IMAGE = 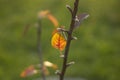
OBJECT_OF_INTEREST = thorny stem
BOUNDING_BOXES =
[59,0,79,80]
[37,20,46,80]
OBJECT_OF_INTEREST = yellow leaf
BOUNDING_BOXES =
[51,30,66,51]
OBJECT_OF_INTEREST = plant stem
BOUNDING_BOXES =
[59,0,79,80]
[37,20,46,80]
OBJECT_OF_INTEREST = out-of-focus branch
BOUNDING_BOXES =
[37,19,46,80]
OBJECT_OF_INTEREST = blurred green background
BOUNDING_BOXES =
[0,0,120,80]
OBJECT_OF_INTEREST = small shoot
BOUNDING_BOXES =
[66,5,73,16]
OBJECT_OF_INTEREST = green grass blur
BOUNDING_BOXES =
[0,0,120,80]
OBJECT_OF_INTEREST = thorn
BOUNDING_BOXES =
[67,61,75,67]
[75,16,80,22]
[71,36,78,40]
[55,70,61,75]
[60,54,65,58]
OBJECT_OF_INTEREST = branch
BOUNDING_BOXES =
[59,0,79,80]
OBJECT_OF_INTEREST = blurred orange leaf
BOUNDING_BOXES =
[20,65,37,78]
[47,14,59,27]
[38,10,59,27]
[42,65,49,75]
[38,10,50,18]
[51,30,66,51]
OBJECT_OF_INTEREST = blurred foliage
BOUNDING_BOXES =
[0,0,120,80]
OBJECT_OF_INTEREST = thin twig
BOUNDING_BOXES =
[59,0,79,80]
[66,5,73,17]
[37,19,46,80]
